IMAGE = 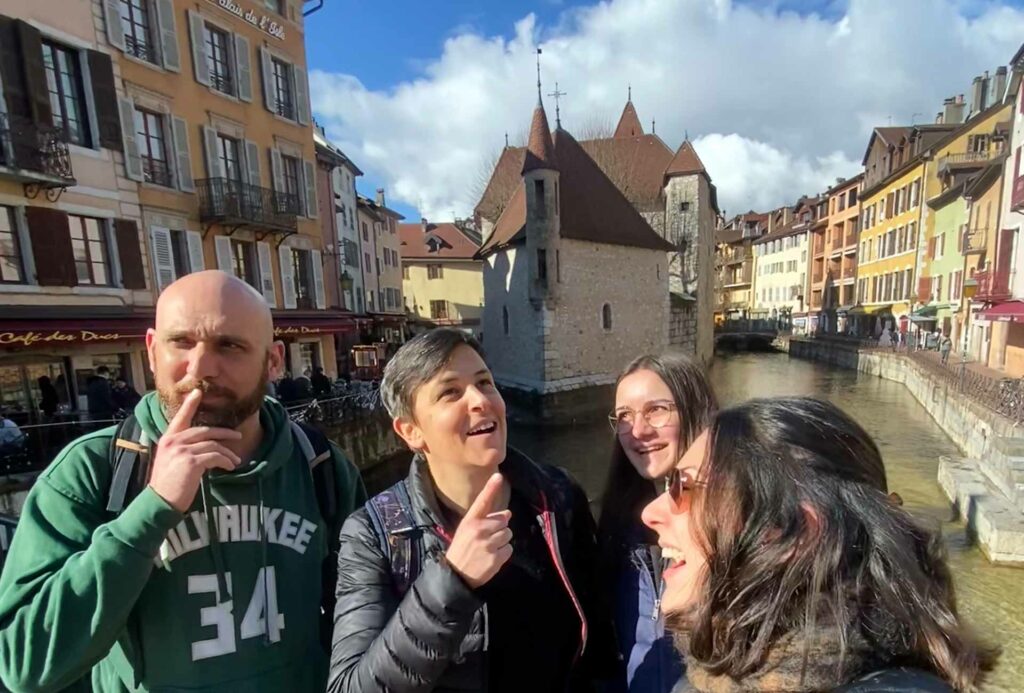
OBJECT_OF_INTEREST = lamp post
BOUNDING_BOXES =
[960,276,979,391]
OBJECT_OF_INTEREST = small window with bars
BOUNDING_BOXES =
[134,107,171,187]
[204,24,234,95]
[120,0,157,63]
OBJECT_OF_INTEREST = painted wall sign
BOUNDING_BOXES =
[0,330,142,347]
[274,326,323,336]
[209,0,287,40]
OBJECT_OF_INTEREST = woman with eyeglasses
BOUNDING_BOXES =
[596,353,717,693]
[643,397,997,693]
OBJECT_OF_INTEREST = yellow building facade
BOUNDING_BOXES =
[399,221,483,336]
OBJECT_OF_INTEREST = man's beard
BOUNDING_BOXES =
[157,362,269,429]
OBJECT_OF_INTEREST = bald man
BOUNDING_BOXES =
[0,271,366,692]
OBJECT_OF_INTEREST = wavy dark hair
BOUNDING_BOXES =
[597,352,717,565]
[671,397,997,691]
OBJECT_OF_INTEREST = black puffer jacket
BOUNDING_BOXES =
[328,449,622,692]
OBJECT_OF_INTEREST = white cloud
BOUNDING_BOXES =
[310,0,1024,220]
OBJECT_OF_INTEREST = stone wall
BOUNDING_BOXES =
[481,246,544,385]
[670,300,698,353]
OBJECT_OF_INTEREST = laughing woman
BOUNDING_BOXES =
[597,353,717,693]
[328,329,619,693]
[643,397,997,693]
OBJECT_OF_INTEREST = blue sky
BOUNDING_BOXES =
[306,0,1024,222]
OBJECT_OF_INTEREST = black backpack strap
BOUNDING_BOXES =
[289,420,337,527]
[106,415,151,513]
[364,480,421,595]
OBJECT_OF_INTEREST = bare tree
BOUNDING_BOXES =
[575,115,614,141]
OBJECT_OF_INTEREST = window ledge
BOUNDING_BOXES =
[121,51,166,73]
[0,283,134,297]
[209,86,242,104]
[141,180,190,195]
[69,144,108,161]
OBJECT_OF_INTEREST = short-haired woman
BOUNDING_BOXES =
[328,328,620,692]
[597,353,717,692]
[643,397,997,693]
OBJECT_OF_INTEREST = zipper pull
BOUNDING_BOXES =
[651,598,661,621]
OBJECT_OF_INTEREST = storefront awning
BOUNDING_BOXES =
[0,316,152,348]
[979,301,1024,322]
[272,312,358,338]
[836,304,855,313]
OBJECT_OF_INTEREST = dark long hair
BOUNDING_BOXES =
[597,352,717,566]
[674,397,997,691]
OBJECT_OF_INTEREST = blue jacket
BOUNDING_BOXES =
[610,533,684,693]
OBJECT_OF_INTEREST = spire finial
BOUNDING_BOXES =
[536,47,543,104]
[684,129,689,141]
[505,132,509,148]
[628,84,632,102]
[652,118,656,134]
[548,82,566,129]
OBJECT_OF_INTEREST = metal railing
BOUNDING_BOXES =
[962,226,987,254]
[0,113,74,182]
[142,156,173,187]
[197,177,299,231]
[972,268,1012,302]
[210,71,234,95]
[125,35,158,64]
[275,98,295,121]
[937,150,997,169]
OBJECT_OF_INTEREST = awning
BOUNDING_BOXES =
[273,311,358,338]
[836,304,855,313]
[0,316,152,348]
[979,301,1024,322]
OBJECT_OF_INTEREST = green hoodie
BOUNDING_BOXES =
[0,393,366,692]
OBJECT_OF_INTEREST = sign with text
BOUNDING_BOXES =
[208,0,287,40]
[0,330,144,347]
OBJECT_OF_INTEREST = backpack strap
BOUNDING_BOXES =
[289,420,337,527]
[106,415,151,513]
[364,480,422,595]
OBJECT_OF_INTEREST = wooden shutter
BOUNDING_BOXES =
[927,237,936,260]
[114,219,146,289]
[149,226,175,292]
[16,21,51,125]
[103,0,125,50]
[244,140,260,186]
[302,158,318,219]
[278,245,296,308]
[259,47,274,113]
[997,228,1015,278]
[202,125,224,178]
[170,116,194,192]
[0,18,30,123]
[311,249,325,309]
[154,0,180,72]
[87,50,122,151]
[118,97,143,181]
[25,206,75,286]
[214,235,233,272]
[256,241,277,307]
[234,34,252,102]
[187,11,209,86]
[270,148,284,192]
[293,65,310,125]
[185,230,204,272]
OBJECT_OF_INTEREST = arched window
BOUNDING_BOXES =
[602,303,613,331]
[502,306,510,335]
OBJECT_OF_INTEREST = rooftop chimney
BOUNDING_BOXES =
[935,111,944,124]
[993,66,1008,104]
[375,188,385,207]
[943,95,965,125]
[421,217,428,233]
[970,76,986,116]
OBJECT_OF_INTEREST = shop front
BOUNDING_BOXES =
[272,311,358,380]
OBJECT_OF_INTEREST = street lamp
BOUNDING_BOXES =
[959,276,979,391]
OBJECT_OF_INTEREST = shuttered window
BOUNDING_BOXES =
[230,239,257,289]
[272,58,293,119]
[291,248,313,310]
[218,134,242,185]
[68,215,111,286]
[134,108,171,187]
[120,0,156,63]
[0,206,24,284]
[42,40,90,147]
[204,24,233,95]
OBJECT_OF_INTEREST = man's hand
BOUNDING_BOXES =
[148,389,242,512]
[444,473,512,589]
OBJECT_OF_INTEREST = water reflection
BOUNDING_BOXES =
[510,352,1021,690]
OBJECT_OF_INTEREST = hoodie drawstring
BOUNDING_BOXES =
[258,476,271,645]
[201,475,230,604]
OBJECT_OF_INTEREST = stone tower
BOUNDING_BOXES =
[522,102,561,307]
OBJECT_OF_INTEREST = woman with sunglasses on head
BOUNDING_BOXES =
[597,353,717,693]
[644,397,997,693]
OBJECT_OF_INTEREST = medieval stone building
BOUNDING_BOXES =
[474,99,674,423]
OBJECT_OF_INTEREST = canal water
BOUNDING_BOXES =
[368,351,1022,689]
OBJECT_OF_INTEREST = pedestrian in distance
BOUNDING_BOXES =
[597,353,717,693]
[328,328,621,692]
[644,397,997,693]
[940,334,953,365]
[86,365,118,421]
[0,270,367,692]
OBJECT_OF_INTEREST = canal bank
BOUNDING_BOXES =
[788,338,1024,566]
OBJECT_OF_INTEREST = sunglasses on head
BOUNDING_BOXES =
[666,467,705,512]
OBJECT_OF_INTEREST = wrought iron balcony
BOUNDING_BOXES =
[197,177,298,233]
[142,156,173,188]
[210,71,234,96]
[125,35,158,64]
[0,113,75,194]
[937,150,998,174]
[275,98,295,121]
[961,225,987,255]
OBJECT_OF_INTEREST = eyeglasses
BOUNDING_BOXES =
[667,467,705,513]
[608,402,677,434]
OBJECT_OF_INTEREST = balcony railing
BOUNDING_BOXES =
[1012,175,1024,213]
[197,177,299,232]
[961,225,986,255]
[972,269,1012,302]
[937,150,997,171]
[124,35,158,64]
[211,71,235,96]
[0,113,75,186]
[275,98,295,121]
[720,248,752,265]
[142,156,173,188]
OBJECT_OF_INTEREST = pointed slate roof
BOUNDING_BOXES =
[479,125,675,257]
[614,100,645,138]
[522,104,556,173]
[398,222,481,260]
[665,140,707,178]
